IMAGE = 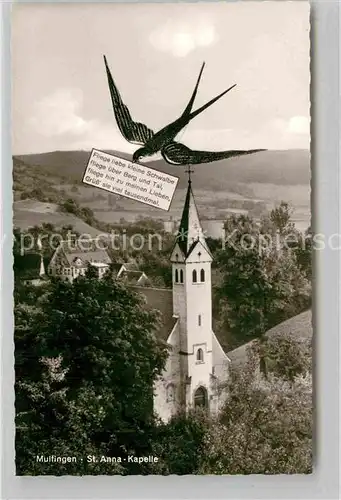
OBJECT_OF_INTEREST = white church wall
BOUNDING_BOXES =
[184,261,213,353]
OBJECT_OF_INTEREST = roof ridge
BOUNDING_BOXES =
[132,285,172,292]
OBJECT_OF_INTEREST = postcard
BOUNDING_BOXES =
[12,1,311,475]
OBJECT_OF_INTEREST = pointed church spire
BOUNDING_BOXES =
[37,234,45,276]
[39,254,45,276]
[176,175,211,257]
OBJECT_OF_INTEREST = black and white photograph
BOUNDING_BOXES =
[12,1,312,475]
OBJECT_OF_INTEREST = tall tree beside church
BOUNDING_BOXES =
[15,268,169,475]
[149,338,312,475]
[199,344,312,474]
[216,209,311,346]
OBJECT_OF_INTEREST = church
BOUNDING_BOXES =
[37,176,312,423]
[135,178,231,421]
[46,177,231,421]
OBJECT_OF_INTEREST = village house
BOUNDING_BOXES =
[47,241,150,286]
[47,241,112,282]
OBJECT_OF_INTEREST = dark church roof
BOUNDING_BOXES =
[227,309,312,366]
[174,180,211,258]
[176,181,193,255]
[133,286,177,342]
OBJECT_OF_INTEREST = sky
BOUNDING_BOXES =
[12,2,310,155]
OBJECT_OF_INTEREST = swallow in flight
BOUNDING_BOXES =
[103,55,265,165]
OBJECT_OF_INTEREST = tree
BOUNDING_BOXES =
[149,336,312,475]
[42,222,55,232]
[150,409,210,475]
[294,226,313,280]
[199,345,312,474]
[60,198,80,215]
[135,215,164,232]
[15,269,169,475]
[258,335,312,381]
[20,191,30,200]
[206,236,222,257]
[215,212,311,347]
[269,201,295,235]
[139,252,172,288]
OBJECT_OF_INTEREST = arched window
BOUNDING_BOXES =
[175,269,179,283]
[196,348,204,362]
[194,386,207,407]
[180,269,184,283]
[166,383,175,402]
[200,269,205,282]
[192,269,197,283]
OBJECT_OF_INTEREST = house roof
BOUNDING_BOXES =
[132,286,177,341]
[227,309,312,367]
[264,309,312,341]
[90,262,110,268]
[65,251,111,267]
[111,263,123,273]
[175,180,211,258]
[56,240,111,267]
[110,262,140,277]
[122,262,139,271]
[121,270,149,286]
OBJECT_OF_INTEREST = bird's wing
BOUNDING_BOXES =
[104,55,154,146]
[161,141,266,165]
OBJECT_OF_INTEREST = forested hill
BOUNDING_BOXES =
[15,149,310,190]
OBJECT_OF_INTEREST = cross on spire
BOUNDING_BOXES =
[185,165,194,184]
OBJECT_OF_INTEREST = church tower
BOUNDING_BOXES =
[170,177,214,410]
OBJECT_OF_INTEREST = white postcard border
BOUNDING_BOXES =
[1,1,339,499]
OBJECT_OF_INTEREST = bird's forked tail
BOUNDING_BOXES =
[188,83,237,121]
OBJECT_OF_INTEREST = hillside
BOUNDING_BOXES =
[13,156,64,202]
[13,149,311,232]
[13,200,106,236]
[16,149,310,190]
